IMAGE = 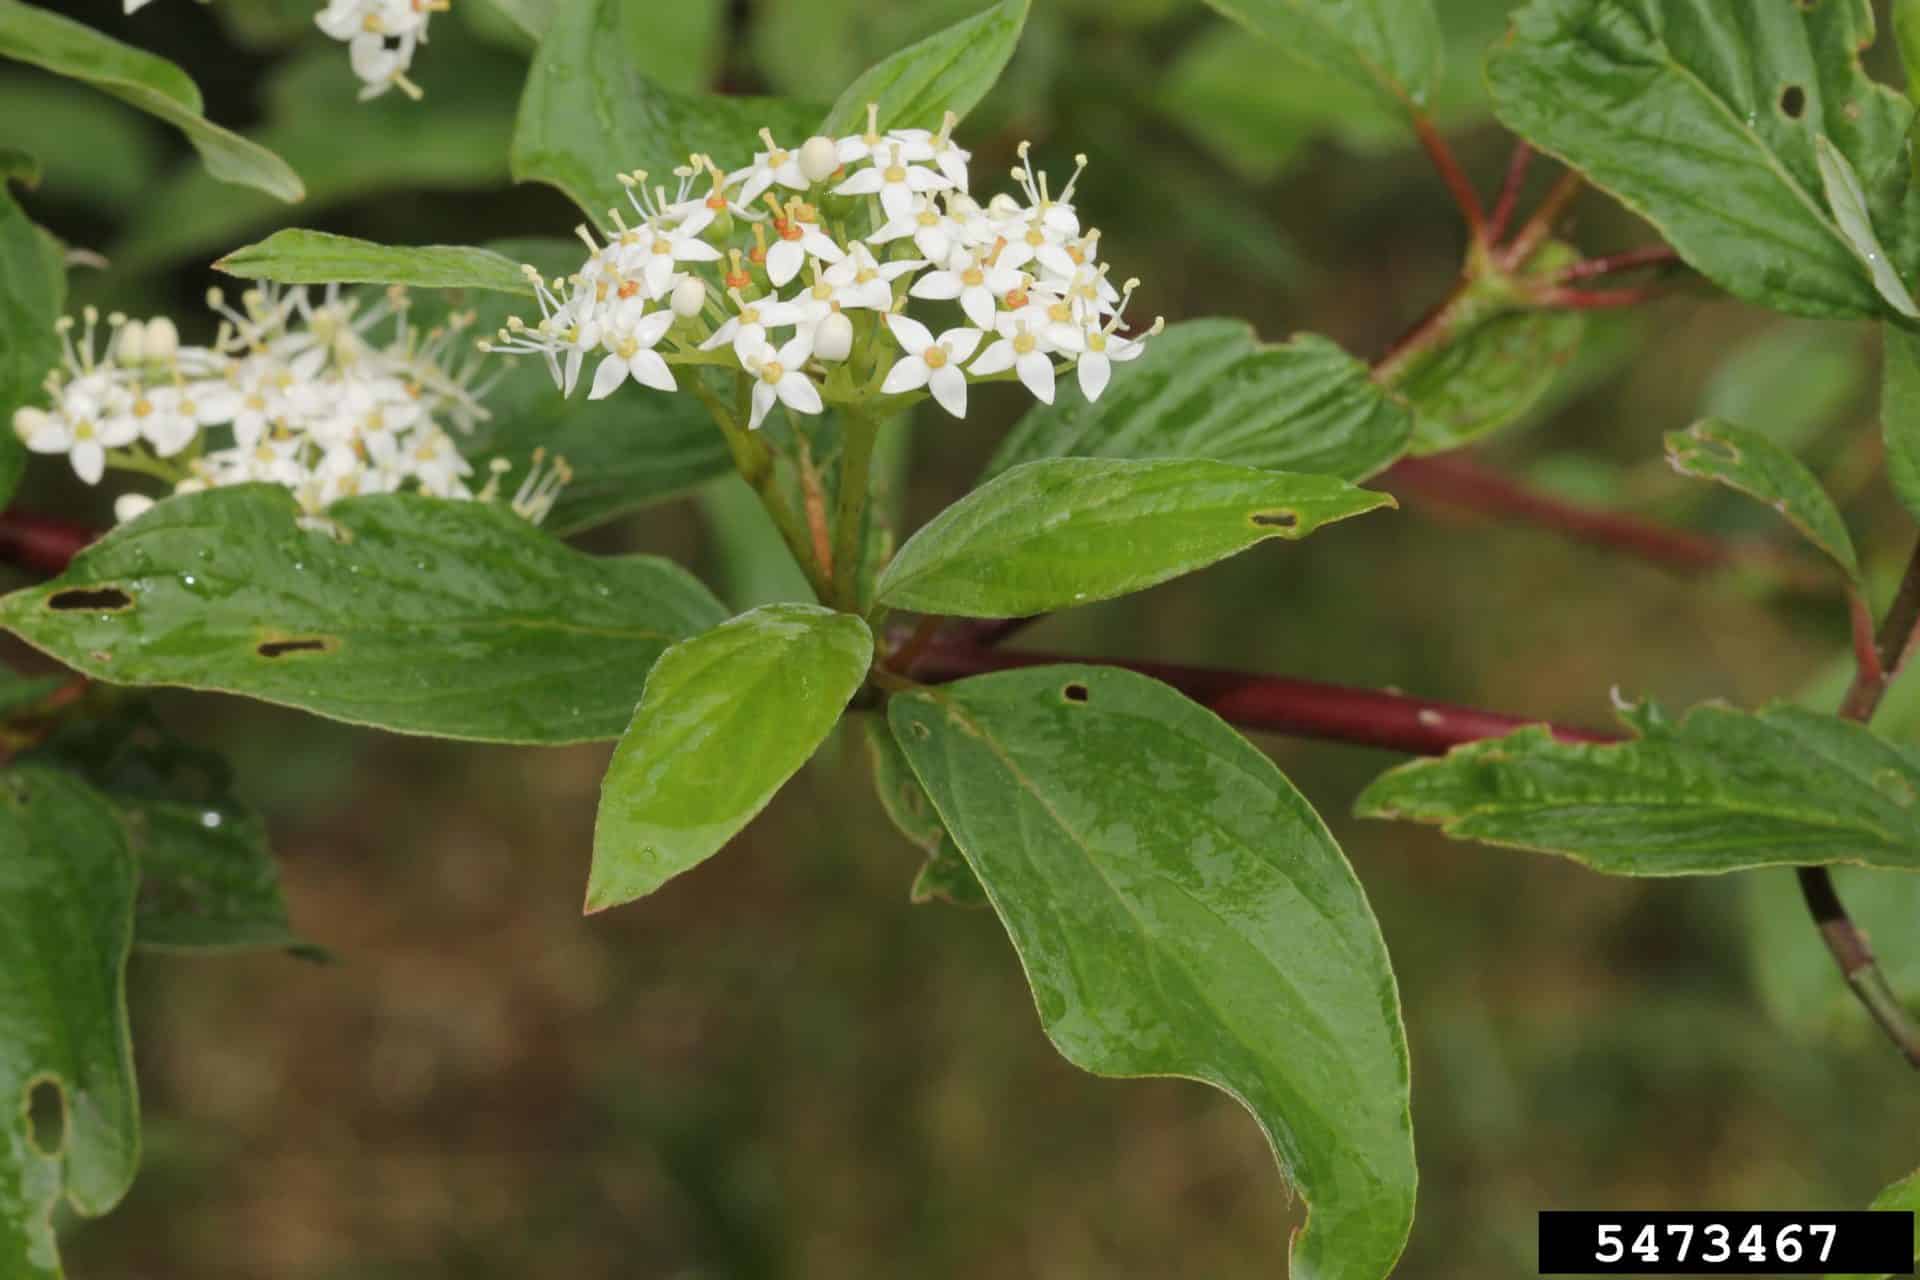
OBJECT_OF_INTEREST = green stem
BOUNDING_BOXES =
[830,405,882,612]
[690,376,835,603]
[104,448,187,484]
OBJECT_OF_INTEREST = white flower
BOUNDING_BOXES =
[1076,327,1147,402]
[868,193,963,264]
[114,493,155,523]
[741,333,822,429]
[814,312,854,363]
[833,141,952,220]
[909,245,1021,330]
[798,136,842,185]
[588,305,678,400]
[970,307,1059,404]
[881,316,981,419]
[404,426,474,497]
[18,404,138,486]
[821,244,922,311]
[730,129,810,206]
[887,113,969,189]
[700,290,802,362]
[764,207,846,288]
[622,209,722,297]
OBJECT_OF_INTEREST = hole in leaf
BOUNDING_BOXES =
[1692,434,1740,463]
[908,721,931,740]
[256,637,334,658]
[1250,510,1298,529]
[25,1080,64,1156]
[47,587,132,611]
[1063,682,1091,703]
[1780,84,1806,118]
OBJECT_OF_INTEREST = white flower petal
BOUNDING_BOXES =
[767,240,804,287]
[884,314,935,354]
[777,372,822,417]
[587,353,630,401]
[1016,349,1055,404]
[910,272,962,302]
[928,366,968,419]
[833,169,887,198]
[1078,352,1111,402]
[882,356,931,396]
[959,288,996,331]
[627,350,678,393]
[942,328,984,363]
[749,380,778,429]
[71,440,105,485]
[969,340,1015,378]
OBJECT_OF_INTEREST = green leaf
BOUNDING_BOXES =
[0,175,61,511]
[877,457,1394,618]
[0,0,300,201]
[909,832,987,907]
[819,0,1030,136]
[986,320,1413,483]
[112,40,518,272]
[24,701,298,953]
[1816,1164,1920,1279]
[1743,866,1920,1046]
[1900,0,1920,98]
[1663,419,1859,582]
[0,486,728,744]
[215,231,535,296]
[1883,324,1920,528]
[1704,321,1866,452]
[1486,0,1920,319]
[1814,134,1920,319]
[0,77,162,210]
[416,237,735,535]
[890,665,1414,1280]
[588,604,872,910]
[1199,0,1442,113]
[1397,246,1589,455]
[512,0,820,226]
[862,712,945,853]
[1357,700,1920,875]
[0,767,139,1280]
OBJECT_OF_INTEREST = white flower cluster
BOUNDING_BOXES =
[314,0,446,101]
[11,290,560,525]
[489,106,1159,429]
[123,0,443,101]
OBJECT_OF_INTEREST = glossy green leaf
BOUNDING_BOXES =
[1663,419,1859,583]
[1199,0,1442,113]
[216,231,534,296]
[0,0,300,201]
[890,665,1414,1280]
[878,457,1393,618]
[0,767,139,1280]
[1397,246,1588,455]
[819,0,1030,136]
[0,174,60,511]
[1814,134,1920,319]
[986,320,1413,483]
[512,0,819,226]
[25,701,297,953]
[589,604,873,910]
[113,41,517,272]
[0,486,728,744]
[1488,0,1920,319]
[1883,324,1920,528]
[1358,700,1920,875]
[414,238,735,535]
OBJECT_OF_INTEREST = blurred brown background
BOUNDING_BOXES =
[8,0,1920,1275]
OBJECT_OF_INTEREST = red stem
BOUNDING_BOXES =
[910,642,1615,756]
[1484,142,1533,246]
[1413,112,1486,240]
[1552,246,1681,285]
[0,510,95,577]
[1530,284,1667,310]
[1383,455,1831,593]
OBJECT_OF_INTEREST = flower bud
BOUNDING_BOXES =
[814,311,854,363]
[114,493,156,525]
[671,275,707,318]
[13,406,47,444]
[145,316,179,362]
[798,135,840,185]
[116,319,147,363]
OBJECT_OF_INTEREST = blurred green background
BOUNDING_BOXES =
[8,0,1920,1275]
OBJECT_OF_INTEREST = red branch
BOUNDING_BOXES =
[1413,112,1486,240]
[1552,246,1681,285]
[910,642,1615,756]
[1383,455,1831,593]
[1484,142,1533,246]
[0,510,95,577]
